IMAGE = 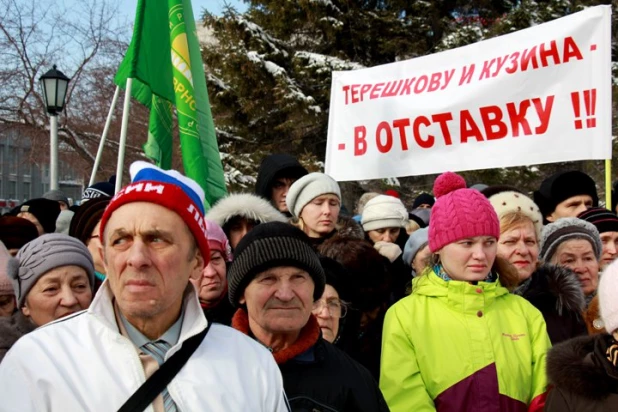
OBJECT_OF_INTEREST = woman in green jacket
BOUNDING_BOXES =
[379,172,551,412]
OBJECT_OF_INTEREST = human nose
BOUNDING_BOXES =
[321,203,332,215]
[203,262,217,278]
[273,281,295,301]
[471,244,486,260]
[514,240,528,255]
[574,204,588,216]
[607,242,617,255]
[127,239,151,268]
[58,285,79,307]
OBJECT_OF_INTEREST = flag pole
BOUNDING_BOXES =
[606,159,612,209]
[90,86,120,186]
[115,79,133,194]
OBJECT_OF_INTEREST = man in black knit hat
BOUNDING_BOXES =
[228,221,388,412]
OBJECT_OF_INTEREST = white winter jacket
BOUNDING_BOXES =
[0,282,289,412]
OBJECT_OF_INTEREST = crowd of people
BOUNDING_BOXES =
[0,154,617,411]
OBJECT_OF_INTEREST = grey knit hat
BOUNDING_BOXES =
[539,217,602,262]
[286,172,341,218]
[43,189,70,207]
[6,233,95,307]
[403,228,429,270]
[227,221,325,307]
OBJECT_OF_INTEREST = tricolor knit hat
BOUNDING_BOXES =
[577,207,618,235]
[361,195,408,231]
[227,221,325,307]
[533,170,598,222]
[485,188,543,241]
[286,172,341,218]
[599,258,618,333]
[428,172,500,252]
[100,161,210,262]
[205,219,232,262]
[539,217,602,262]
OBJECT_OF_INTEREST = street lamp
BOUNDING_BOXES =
[39,65,70,190]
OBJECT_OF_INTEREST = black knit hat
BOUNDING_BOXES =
[69,197,111,245]
[0,216,39,250]
[578,207,618,234]
[14,198,61,233]
[412,193,435,209]
[533,170,598,221]
[227,221,325,307]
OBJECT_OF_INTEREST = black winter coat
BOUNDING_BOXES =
[546,334,618,412]
[280,338,389,412]
[515,264,587,344]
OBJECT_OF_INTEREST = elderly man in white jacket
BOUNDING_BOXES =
[0,162,289,412]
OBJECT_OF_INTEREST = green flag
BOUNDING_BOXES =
[114,0,227,208]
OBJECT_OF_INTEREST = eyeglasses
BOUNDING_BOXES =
[312,298,348,318]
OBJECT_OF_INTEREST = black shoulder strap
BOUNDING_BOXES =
[117,322,212,412]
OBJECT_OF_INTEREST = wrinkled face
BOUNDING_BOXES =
[312,284,342,343]
[17,212,44,235]
[411,244,431,276]
[86,221,105,274]
[547,195,593,222]
[600,231,618,270]
[101,202,204,323]
[497,221,539,281]
[240,266,314,336]
[550,239,599,296]
[300,194,340,238]
[228,218,257,249]
[438,236,497,281]
[197,250,227,305]
[22,265,92,327]
[0,295,16,317]
[367,227,401,244]
[271,177,295,213]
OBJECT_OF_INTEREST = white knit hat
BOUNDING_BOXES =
[286,173,341,218]
[361,195,408,231]
[599,258,618,334]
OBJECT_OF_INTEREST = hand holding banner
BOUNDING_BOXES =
[325,6,612,181]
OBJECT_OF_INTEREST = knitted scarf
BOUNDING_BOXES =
[231,308,320,364]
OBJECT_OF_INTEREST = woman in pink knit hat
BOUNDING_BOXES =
[380,172,552,412]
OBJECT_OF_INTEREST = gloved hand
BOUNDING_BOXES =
[373,241,402,263]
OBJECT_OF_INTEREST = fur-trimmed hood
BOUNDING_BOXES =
[547,335,618,400]
[516,263,586,315]
[205,193,288,227]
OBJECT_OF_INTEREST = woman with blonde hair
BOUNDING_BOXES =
[380,172,550,412]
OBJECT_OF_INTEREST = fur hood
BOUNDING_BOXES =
[205,193,288,227]
[516,263,586,316]
[547,335,618,400]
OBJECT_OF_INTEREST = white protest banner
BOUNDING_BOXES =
[325,6,612,181]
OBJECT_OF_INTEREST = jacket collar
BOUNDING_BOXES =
[89,280,208,351]
[414,270,508,313]
[232,308,320,364]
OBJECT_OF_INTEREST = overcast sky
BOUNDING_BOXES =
[117,0,248,22]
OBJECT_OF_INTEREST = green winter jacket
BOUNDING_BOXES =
[379,270,551,412]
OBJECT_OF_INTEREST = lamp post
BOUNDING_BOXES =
[39,65,70,191]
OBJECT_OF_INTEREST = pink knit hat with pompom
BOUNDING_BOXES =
[428,172,500,252]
